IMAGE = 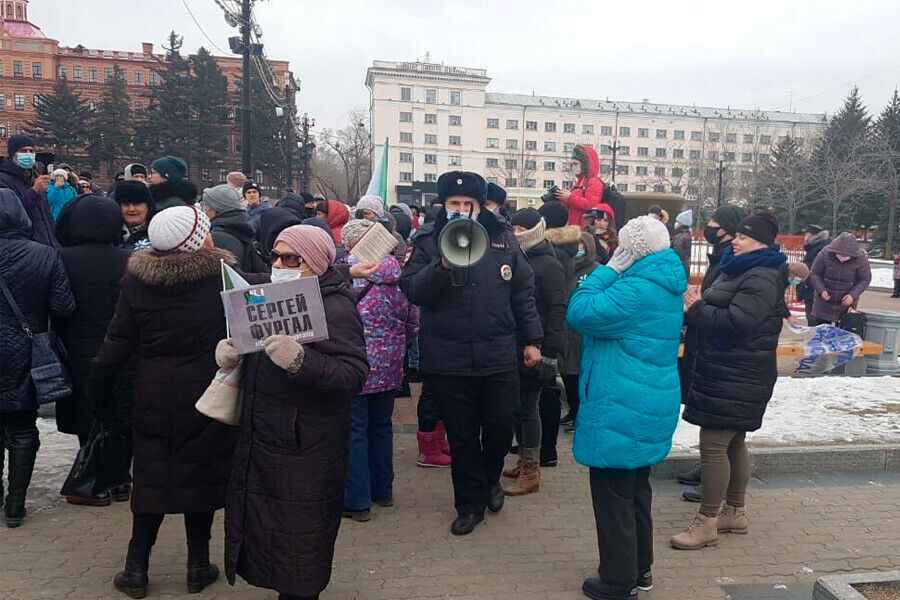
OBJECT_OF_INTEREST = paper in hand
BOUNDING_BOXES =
[350,222,397,264]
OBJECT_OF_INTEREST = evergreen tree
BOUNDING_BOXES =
[815,86,871,162]
[189,47,229,178]
[872,89,900,254]
[87,64,132,177]
[758,136,816,233]
[27,77,90,160]
[249,74,291,191]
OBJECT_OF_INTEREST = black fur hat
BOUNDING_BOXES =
[437,171,487,205]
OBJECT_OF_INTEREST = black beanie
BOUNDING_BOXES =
[486,182,507,206]
[736,210,779,246]
[7,133,34,157]
[242,181,261,197]
[805,224,823,235]
[710,205,748,236]
[511,208,542,230]
[539,201,569,229]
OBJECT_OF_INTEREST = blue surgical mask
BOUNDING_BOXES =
[788,277,803,286]
[16,152,36,169]
[447,209,475,221]
[575,249,586,260]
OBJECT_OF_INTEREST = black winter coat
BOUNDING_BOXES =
[561,232,599,376]
[0,194,74,411]
[210,208,267,272]
[225,269,368,598]
[401,211,543,376]
[522,241,568,360]
[55,195,133,435]
[90,247,238,514]
[796,230,831,301]
[0,158,58,247]
[544,225,581,296]
[681,248,787,432]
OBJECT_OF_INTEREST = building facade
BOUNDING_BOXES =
[366,59,829,209]
[0,0,297,188]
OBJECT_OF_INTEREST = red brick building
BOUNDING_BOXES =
[0,0,298,188]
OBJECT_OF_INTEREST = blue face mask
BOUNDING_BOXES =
[16,152,36,169]
[447,208,475,221]
[788,277,803,286]
[575,249,586,260]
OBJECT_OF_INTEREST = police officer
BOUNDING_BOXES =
[401,171,543,536]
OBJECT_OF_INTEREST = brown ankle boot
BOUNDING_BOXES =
[670,513,718,550]
[503,449,540,496]
[718,504,748,534]
[502,455,522,479]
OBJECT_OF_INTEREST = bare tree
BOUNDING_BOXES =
[318,108,372,201]
[865,134,900,254]
[751,136,818,233]
[489,147,538,189]
[808,134,875,232]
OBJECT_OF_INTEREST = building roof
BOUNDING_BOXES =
[486,92,829,125]
[2,19,48,39]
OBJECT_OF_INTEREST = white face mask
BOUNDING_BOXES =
[270,268,304,283]
[572,163,582,176]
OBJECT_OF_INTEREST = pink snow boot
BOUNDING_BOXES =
[435,421,452,461]
[417,430,451,468]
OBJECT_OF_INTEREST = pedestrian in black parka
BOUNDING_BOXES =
[796,226,830,321]
[55,195,133,445]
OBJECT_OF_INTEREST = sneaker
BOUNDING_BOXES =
[342,509,371,522]
[670,513,718,550]
[540,458,558,468]
[636,571,653,591]
[717,504,748,534]
[582,577,637,600]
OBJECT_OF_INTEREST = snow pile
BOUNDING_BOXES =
[672,376,900,451]
[870,268,895,290]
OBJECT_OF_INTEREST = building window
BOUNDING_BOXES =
[150,72,158,85]
[525,140,537,151]
[401,87,411,101]
[425,154,437,164]
[674,130,685,140]
[600,164,612,175]
[449,115,461,126]
[655,166,666,176]
[104,68,114,83]
[487,118,499,129]
[14,94,25,110]
[545,122,556,132]
[200,167,210,181]
[0,124,7,139]
[562,180,574,190]
[486,138,499,148]
[73,66,82,81]
[526,121,538,131]
[0,93,4,109]
[254,170,263,185]
[134,70,142,85]
[505,159,517,169]
[89,67,97,82]
[505,178,517,188]
[543,179,555,188]
[708,132,720,142]
[33,94,42,108]
[672,185,682,194]
[486,177,498,184]
[583,124,594,134]
[724,152,736,162]
[636,184,647,192]
[691,131,702,141]
[449,155,462,166]
[655,148,667,158]
[656,129,667,139]
[600,144,611,155]
[708,151,718,160]
[525,160,536,170]
[400,172,413,182]
[638,128,649,138]
[506,139,518,150]
[57,65,66,79]
[563,143,574,153]
[758,153,770,163]
[522,179,536,188]
[507,119,519,130]
[617,165,629,175]
[217,169,227,182]
[544,141,556,152]
[690,150,701,160]
[672,167,684,177]
[599,125,612,136]
[424,113,437,124]
[760,135,772,145]
[673,149,684,159]
[654,185,666,192]
[425,89,436,103]
[450,90,461,105]
[617,183,628,192]
[742,153,753,162]
[564,123,575,133]
[486,158,499,168]
[399,132,412,143]
[543,161,556,171]
[637,147,649,157]
[636,166,648,176]
[14,61,23,77]
[424,174,437,182]
[743,134,754,144]
[425,134,437,145]
[399,152,412,163]
[399,112,412,122]
[726,133,737,144]
[449,135,461,146]
[618,126,629,137]
[689,168,700,178]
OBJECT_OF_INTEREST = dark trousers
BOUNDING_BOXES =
[513,376,543,449]
[345,391,396,511]
[562,374,580,418]
[431,371,519,518]
[130,511,216,552]
[417,376,441,433]
[804,299,814,323]
[893,280,900,296]
[539,385,561,463]
[0,409,40,505]
[589,466,654,585]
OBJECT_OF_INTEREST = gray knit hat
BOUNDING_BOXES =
[201,184,242,213]
[341,218,373,250]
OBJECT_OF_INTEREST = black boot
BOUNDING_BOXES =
[114,541,150,599]
[4,426,39,528]
[186,542,219,593]
[676,464,701,486]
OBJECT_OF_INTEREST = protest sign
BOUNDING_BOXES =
[221,276,330,355]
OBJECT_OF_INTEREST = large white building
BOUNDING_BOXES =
[365,59,829,209]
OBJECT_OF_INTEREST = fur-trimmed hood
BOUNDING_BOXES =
[544,225,582,246]
[127,247,237,287]
[150,179,199,209]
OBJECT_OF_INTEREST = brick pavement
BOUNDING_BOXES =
[3,435,900,600]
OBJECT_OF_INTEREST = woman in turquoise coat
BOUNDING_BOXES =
[566,215,687,600]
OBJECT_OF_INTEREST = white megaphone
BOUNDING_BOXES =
[438,218,490,269]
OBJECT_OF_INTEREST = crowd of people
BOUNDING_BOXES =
[0,133,878,600]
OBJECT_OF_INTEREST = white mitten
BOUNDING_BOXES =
[215,338,240,370]
[264,335,306,374]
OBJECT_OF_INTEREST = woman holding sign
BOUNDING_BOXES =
[217,224,369,600]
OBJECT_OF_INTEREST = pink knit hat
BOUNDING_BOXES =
[275,225,336,276]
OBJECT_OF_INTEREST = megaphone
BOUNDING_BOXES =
[438,218,489,269]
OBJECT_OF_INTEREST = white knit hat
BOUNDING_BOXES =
[619,215,671,259]
[356,195,385,219]
[148,206,211,253]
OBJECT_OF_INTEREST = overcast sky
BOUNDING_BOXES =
[30,0,900,132]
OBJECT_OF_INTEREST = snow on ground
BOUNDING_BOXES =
[672,376,900,452]
[871,268,895,291]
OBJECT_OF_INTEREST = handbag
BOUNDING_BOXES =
[60,422,132,499]
[839,309,867,337]
[195,362,243,426]
[0,272,72,404]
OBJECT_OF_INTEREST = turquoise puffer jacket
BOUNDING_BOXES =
[566,249,688,470]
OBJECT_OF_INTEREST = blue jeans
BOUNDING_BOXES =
[407,339,420,370]
[344,391,396,511]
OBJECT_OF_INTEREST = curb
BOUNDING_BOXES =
[652,443,900,479]
[813,570,900,600]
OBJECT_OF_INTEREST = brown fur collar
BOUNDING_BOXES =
[544,225,583,246]
[127,247,237,287]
